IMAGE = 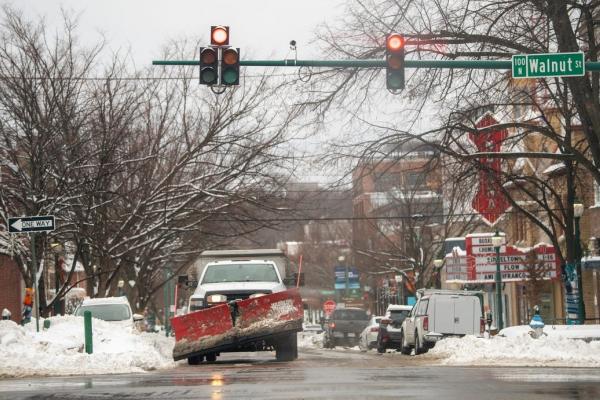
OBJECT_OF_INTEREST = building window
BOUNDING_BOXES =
[404,171,425,189]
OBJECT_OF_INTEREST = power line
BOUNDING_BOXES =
[206,207,568,223]
[0,72,304,81]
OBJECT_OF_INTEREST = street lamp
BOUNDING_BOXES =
[434,259,444,289]
[573,200,586,324]
[491,231,505,331]
[338,255,348,297]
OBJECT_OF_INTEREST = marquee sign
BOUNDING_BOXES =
[445,233,560,283]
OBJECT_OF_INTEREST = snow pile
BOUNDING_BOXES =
[430,334,600,367]
[0,316,177,377]
[500,324,600,340]
[298,330,324,349]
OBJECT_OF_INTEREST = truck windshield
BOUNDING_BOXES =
[202,263,280,284]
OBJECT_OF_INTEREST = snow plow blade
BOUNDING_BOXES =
[171,289,303,361]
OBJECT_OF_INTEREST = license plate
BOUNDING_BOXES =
[333,332,344,338]
[347,333,355,337]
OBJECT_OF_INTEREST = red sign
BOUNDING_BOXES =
[469,113,509,226]
[323,300,336,315]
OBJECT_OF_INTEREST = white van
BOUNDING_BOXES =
[400,289,484,355]
[75,297,143,329]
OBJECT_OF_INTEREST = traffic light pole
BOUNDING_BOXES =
[153,59,600,71]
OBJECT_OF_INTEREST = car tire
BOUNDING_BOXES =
[205,353,217,362]
[187,355,204,365]
[414,331,424,355]
[376,338,386,353]
[399,330,411,355]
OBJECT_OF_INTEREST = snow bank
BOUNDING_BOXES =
[430,334,600,367]
[298,331,323,349]
[0,316,177,377]
[500,324,600,340]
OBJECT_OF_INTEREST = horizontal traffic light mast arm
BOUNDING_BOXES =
[153,58,600,71]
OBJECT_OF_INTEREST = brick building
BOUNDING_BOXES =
[0,254,23,322]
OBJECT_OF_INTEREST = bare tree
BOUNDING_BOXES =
[291,0,599,271]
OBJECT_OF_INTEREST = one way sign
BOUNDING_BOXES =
[8,215,55,233]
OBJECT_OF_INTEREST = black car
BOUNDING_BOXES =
[376,304,412,353]
[323,308,369,348]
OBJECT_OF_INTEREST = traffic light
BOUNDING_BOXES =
[221,47,240,85]
[199,47,218,85]
[386,33,405,91]
[211,25,229,46]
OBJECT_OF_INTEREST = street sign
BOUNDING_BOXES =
[512,52,585,79]
[323,300,336,315]
[8,215,55,233]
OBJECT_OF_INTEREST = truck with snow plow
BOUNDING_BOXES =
[172,249,304,364]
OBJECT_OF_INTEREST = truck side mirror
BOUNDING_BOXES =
[178,275,198,288]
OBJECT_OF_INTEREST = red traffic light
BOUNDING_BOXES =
[211,26,229,46]
[386,34,405,52]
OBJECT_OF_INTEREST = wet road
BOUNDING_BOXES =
[1,347,599,399]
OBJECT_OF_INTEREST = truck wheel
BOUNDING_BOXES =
[187,355,204,365]
[205,353,217,362]
[276,333,297,362]
[414,331,424,355]
[399,330,411,355]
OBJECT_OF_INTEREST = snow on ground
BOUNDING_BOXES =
[500,324,600,340]
[298,330,324,348]
[430,332,600,367]
[0,316,177,377]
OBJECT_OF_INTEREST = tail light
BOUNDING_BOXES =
[329,322,336,329]
[422,316,429,331]
[370,327,379,332]
[480,317,485,335]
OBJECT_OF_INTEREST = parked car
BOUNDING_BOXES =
[74,297,143,329]
[323,308,369,348]
[376,304,412,353]
[358,315,383,351]
[400,289,484,355]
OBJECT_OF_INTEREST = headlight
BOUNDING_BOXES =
[206,294,228,304]
[189,298,204,311]
[249,293,267,299]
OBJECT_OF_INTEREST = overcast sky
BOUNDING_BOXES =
[8,0,346,67]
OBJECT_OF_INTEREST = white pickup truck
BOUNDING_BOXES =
[173,249,304,364]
